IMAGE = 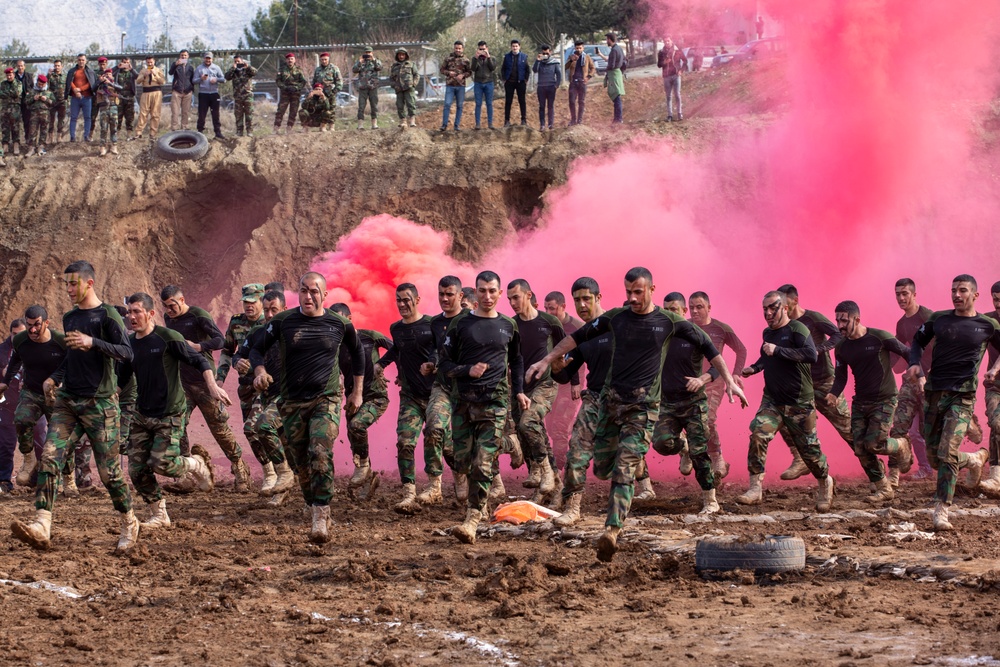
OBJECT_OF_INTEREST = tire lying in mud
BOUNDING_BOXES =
[695,535,806,574]
[154,131,210,161]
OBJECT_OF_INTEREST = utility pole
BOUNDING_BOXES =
[294,0,299,47]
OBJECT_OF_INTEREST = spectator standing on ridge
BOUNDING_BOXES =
[194,52,225,139]
[312,52,343,108]
[604,33,626,125]
[168,50,195,130]
[470,41,496,130]
[93,64,122,156]
[134,56,165,140]
[0,68,22,158]
[532,45,561,131]
[225,55,258,137]
[26,75,53,155]
[501,39,529,127]
[46,60,66,142]
[15,60,33,139]
[65,54,96,143]
[440,41,472,132]
[112,57,137,137]
[390,48,418,129]
[756,16,765,40]
[565,41,595,126]
[353,46,382,130]
[274,53,307,134]
[657,37,687,122]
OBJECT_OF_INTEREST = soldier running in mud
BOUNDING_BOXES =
[542,290,583,474]
[218,284,266,422]
[980,282,1000,497]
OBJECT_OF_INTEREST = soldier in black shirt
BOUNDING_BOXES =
[736,291,835,514]
[907,275,1000,531]
[11,261,138,553]
[980,281,1000,496]
[251,272,365,544]
[440,271,527,544]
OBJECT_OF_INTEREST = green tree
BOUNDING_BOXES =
[501,0,650,46]
[85,42,102,56]
[150,33,176,52]
[1,39,32,60]
[189,35,209,53]
[499,0,561,51]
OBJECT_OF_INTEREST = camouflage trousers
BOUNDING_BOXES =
[395,89,416,118]
[98,105,118,144]
[181,382,243,462]
[424,382,456,476]
[514,379,558,465]
[562,391,601,497]
[237,382,257,421]
[748,394,829,479]
[395,392,429,485]
[782,376,852,449]
[280,395,341,506]
[36,392,131,513]
[850,398,909,483]
[357,88,378,119]
[116,97,135,132]
[705,381,726,456]
[244,394,287,465]
[299,108,334,127]
[452,398,507,513]
[652,393,715,491]
[26,113,48,147]
[274,93,300,128]
[593,388,658,529]
[347,396,389,460]
[1,106,22,143]
[14,388,80,482]
[893,379,930,468]
[48,103,66,137]
[545,381,580,468]
[233,97,254,134]
[128,412,191,503]
[986,387,1000,466]
[923,390,977,504]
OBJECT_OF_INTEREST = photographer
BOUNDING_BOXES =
[439,41,472,131]
[225,55,258,137]
[193,51,225,139]
[26,74,54,155]
[389,48,418,129]
[94,66,123,155]
[470,41,496,130]
[532,45,561,131]
[112,57,137,135]
[298,83,334,131]
[352,46,382,130]
[168,50,194,130]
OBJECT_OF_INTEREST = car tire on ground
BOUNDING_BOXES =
[695,535,806,574]
[154,130,210,161]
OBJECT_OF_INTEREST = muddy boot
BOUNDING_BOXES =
[13,142,20,156]
[398,118,407,128]
[504,432,524,469]
[271,460,296,495]
[115,509,140,553]
[488,474,507,502]
[700,488,721,514]
[815,475,836,513]
[979,465,1000,497]
[679,443,693,476]
[887,466,901,490]
[99,145,107,156]
[895,436,914,474]
[735,473,764,505]
[553,492,581,527]
[710,452,730,480]
[866,476,894,503]
[272,125,282,135]
[355,471,380,501]
[309,504,332,544]
[933,502,953,532]
[0,154,5,167]
[267,491,288,506]
[539,458,556,494]
[371,119,378,129]
[547,470,564,510]
[968,414,984,444]
[187,445,215,492]
[16,450,37,486]
[350,455,371,490]
[11,509,53,549]
[962,448,989,489]
[394,482,423,515]
[416,474,444,505]
[780,448,809,480]
[109,144,119,155]
[357,120,364,130]
[452,508,481,544]
[634,477,656,501]
[523,460,541,488]
[259,461,277,496]
[62,471,80,498]
[454,473,468,502]
[140,499,171,530]
[232,459,252,493]
[596,526,622,562]
[409,116,417,127]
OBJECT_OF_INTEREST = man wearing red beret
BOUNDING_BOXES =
[274,52,306,134]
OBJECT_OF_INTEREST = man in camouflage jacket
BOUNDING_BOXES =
[390,48,418,128]
[352,46,382,129]
[225,55,258,136]
[274,53,307,133]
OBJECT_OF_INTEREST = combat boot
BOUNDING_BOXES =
[98,145,106,156]
[398,118,407,128]
[979,465,1000,497]
[187,445,215,491]
[710,452,730,480]
[357,120,364,130]
[350,455,371,489]
[933,501,953,531]
[0,154,6,167]
[11,509,53,549]
[273,125,282,135]
[504,432,524,469]
[451,508,481,544]
[553,492,581,527]
[454,472,468,501]
[866,476,894,503]
[109,144,119,155]
[596,526,622,562]
[394,483,423,515]
[371,119,378,129]
[523,460,541,488]
[780,448,809,480]
[735,473,764,505]
[309,504,332,543]
[547,470,564,510]
[679,443,693,476]
[416,474,444,505]
[887,466,901,490]
[355,470,380,501]
[408,117,416,127]
[539,458,556,493]
[968,414,984,444]
[13,142,20,156]
[271,460,296,495]
[115,509,140,553]
[62,471,80,498]
[700,488,721,514]
[267,491,288,506]
[815,475,836,513]
[232,459,252,493]
[634,477,656,501]
[488,474,507,501]
[962,448,989,489]
[896,435,914,474]
[140,499,171,530]
[259,461,277,496]
[16,449,37,486]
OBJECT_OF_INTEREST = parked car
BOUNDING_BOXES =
[225,91,275,110]
[712,37,785,67]
[563,44,609,74]
[682,46,718,70]
[335,91,357,107]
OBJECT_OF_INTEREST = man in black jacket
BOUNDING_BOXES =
[168,50,195,130]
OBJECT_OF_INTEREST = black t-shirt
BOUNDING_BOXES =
[660,323,719,401]
[236,325,282,399]
[910,310,1000,393]
[746,320,817,406]
[429,310,468,385]
[339,329,391,402]
[440,312,523,403]
[250,308,365,402]
[517,311,576,393]
[164,306,224,388]
[51,303,132,399]
[792,309,840,383]
[4,330,67,394]
[831,328,909,403]
[379,316,435,400]
[556,331,612,394]
[118,326,210,418]
[986,311,1000,390]
[572,307,718,403]
[896,305,934,372]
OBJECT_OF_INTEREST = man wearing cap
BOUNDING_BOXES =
[1,67,24,157]
[65,54,96,142]
[94,64,122,156]
[225,55,258,137]
[26,74,53,155]
[46,60,67,142]
[194,52,225,139]
[112,57,138,136]
[390,48,418,128]
[134,56,165,140]
[274,53,307,134]
[352,46,382,130]
[312,52,342,109]
[299,83,334,131]
[218,284,266,422]
[169,50,195,130]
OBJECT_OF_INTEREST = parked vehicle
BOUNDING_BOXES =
[712,37,785,67]
[563,44,609,74]
[225,91,275,110]
[682,46,718,70]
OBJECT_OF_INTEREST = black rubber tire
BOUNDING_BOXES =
[695,535,806,574]
[154,130,210,161]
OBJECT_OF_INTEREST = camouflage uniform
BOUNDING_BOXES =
[850,398,904,482]
[749,393,829,478]
[393,392,429,485]
[652,394,715,490]
[1,78,24,144]
[390,50,418,119]
[94,79,120,145]
[247,395,287,465]
[218,310,265,420]
[452,398,508,512]
[562,391,600,495]
[312,63,343,103]
[45,71,66,139]
[225,63,258,136]
[128,413,191,503]
[180,381,243,461]
[15,389,84,483]
[25,87,53,148]
[424,382,457,476]
[987,384,1000,466]
[593,388,658,529]
[344,329,392,460]
[352,55,382,120]
[113,67,137,133]
[299,92,334,127]
[280,395,341,505]
[513,379,558,465]
[891,378,925,441]
[348,396,389,460]
[923,390,977,502]
[274,64,307,129]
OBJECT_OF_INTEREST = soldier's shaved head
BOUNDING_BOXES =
[300,272,327,290]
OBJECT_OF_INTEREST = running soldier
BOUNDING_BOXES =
[543,290,584,473]
[25,75,53,155]
[161,285,252,492]
[274,53,307,134]
[218,283,266,421]
[442,271,527,544]
[377,284,438,513]
[775,284,853,480]
[250,272,365,543]
[113,304,137,478]
[527,267,746,561]
[46,60,67,142]
[827,300,914,502]
[979,281,1000,496]
[688,291,747,479]
[225,55,258,136]
[736,291,836,513]
[312,52,343,107]
[907,275,1000,531]
[892,278,937,478]
[11,261,138,552]
[118,293,220,529]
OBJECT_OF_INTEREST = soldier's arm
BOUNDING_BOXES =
[94,316,134,362]
[830,349,849,397]
[724,325,748,375]
[812,313,842,353]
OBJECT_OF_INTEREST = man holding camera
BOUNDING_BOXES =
[169,50,194,131]
[532,45,561,131]
[313,52,343,107]
[352,46,382,130]
[274,53,307,134]
[194,52,225,139]
[470,41,496,130]
[440,41,472,131]
[225,55,258,137]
